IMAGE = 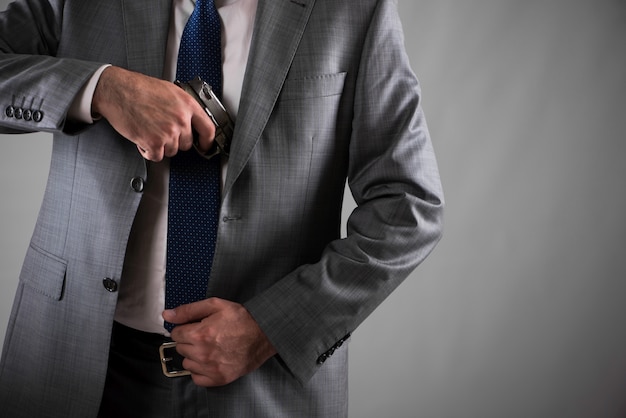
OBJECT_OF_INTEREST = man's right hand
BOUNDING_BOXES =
[91,66,216,162]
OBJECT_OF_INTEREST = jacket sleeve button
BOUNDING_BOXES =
[14,107,23,119]
[33,110,43,122]
[5,105,15,118]
[23,109,32,121]
[103,278,118,292]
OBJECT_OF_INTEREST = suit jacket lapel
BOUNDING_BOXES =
[224,0,316,196]
[121,0,171,78]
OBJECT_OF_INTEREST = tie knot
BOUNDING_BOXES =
[196,0,217,13]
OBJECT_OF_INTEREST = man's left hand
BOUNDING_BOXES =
[162,298,277,387]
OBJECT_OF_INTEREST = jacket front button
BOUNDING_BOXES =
[103,278,118,292]
[130,176,145,193]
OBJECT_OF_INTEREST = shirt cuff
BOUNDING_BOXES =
[67,64,111,124]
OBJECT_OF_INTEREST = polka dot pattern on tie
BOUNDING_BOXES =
[176,0,223,95]
[165,0,223,332]
[165,154,220,319]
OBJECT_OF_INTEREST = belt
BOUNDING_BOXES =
[111,321,191,378]
[159,341,191,378]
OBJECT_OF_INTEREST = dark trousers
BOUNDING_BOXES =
[98,322,209,418]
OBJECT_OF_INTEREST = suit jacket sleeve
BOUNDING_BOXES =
[0,0,104,134]
[244,0,444,384]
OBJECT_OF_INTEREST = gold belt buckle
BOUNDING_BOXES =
[159,342,191,378]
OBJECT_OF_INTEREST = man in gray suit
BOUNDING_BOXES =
[0,0,443,417]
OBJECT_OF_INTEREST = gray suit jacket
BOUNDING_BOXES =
[0,0,444,416]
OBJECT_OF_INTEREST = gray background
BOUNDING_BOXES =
[1,0,625,417]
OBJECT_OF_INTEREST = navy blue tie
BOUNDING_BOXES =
[165,0,222,332]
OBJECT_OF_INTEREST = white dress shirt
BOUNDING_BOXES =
[107,0,257,335]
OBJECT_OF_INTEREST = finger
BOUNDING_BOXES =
[190,374,217,388]
[139,145,164,162]
[177,118,195,152]
[189,370,230,388]
[163,137,180,157]
[190,106,216,153]
[180,356,234,388]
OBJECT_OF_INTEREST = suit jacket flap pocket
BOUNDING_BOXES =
[20,244,67,300]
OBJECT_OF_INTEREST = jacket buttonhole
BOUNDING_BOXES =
[222,216,242,222]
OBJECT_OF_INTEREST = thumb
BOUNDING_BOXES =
[162,298,221,325]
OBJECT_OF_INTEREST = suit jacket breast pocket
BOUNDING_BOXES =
[19,244,67,301]
[279,72,347,101]
[268,72,349,150]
